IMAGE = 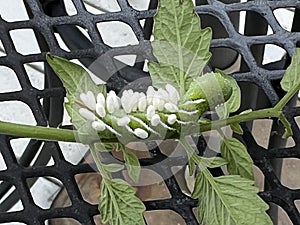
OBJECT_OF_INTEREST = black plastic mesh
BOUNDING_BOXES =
[0,0,299,224]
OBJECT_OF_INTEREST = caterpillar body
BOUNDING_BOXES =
[78,72,233,142]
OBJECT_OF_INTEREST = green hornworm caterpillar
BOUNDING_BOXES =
[77,71,233,141]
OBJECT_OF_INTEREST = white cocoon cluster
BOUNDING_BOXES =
[80,91,96,110]
[78,83,184,139]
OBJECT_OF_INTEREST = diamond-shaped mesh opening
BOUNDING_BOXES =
[250,43,288,68]
[26,177,63,209]
[281,158,300,190]
[45,218,81,225]
[54,25,93,52]
[24,62,45,90]
[0,67,22,93]
[74,172,101,205]
[58,142,89,165]
[10,29,41,55]
[0,0,299,225]
[272,203,294,225]
[144,210,187,225]
[133,169,172,201]
[210,47,240,70]
[113,54,138,67]
[201,14,230,39]
[64,0,77,16]
[231,10,274,36]
[92,215,105,225]
[128,0,151,11]
[263,44,288,65]
[97,21,139,47]
[10,138,31,160]
[0,102,36,125]
[273,8,295,32]
[83,0,121,14]
[0,0,29,22]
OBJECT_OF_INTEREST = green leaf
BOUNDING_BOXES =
[123,149,141,183]
[99,178,146,225]
[203,157,228,168]
[280,48,300,92]
[46,55,106,128]
[215,104,228,120]
[95,143,126,152]
[192,171,272,225]
[102,163,124,173]
[46,55,117,142]
[188,158,196,176]
[216,69,241,118]
[221,137,254,179]
[46,54,106,99]
[188,156,227,176]
[148,0,212,94]
[230,123,243,135]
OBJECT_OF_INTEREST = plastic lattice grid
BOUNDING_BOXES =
[0,0,299,224]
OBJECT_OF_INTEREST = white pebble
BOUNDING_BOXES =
[151,114,161,126]
[79,108,96,121]
[133,128,148,139]
[92,120,106,131]
[167,114,177,125]
[96,103,106,118]
[117,116,131,126]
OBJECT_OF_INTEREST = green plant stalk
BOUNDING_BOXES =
[199,107,282,133]
[0,108,277,143]
[180,137,209,171]
[0,108,285,143]
[0,80,298,143]
[0,121,77,142]
[180,138,219,196]
[275,77,300,111]
[89,144,110,179]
